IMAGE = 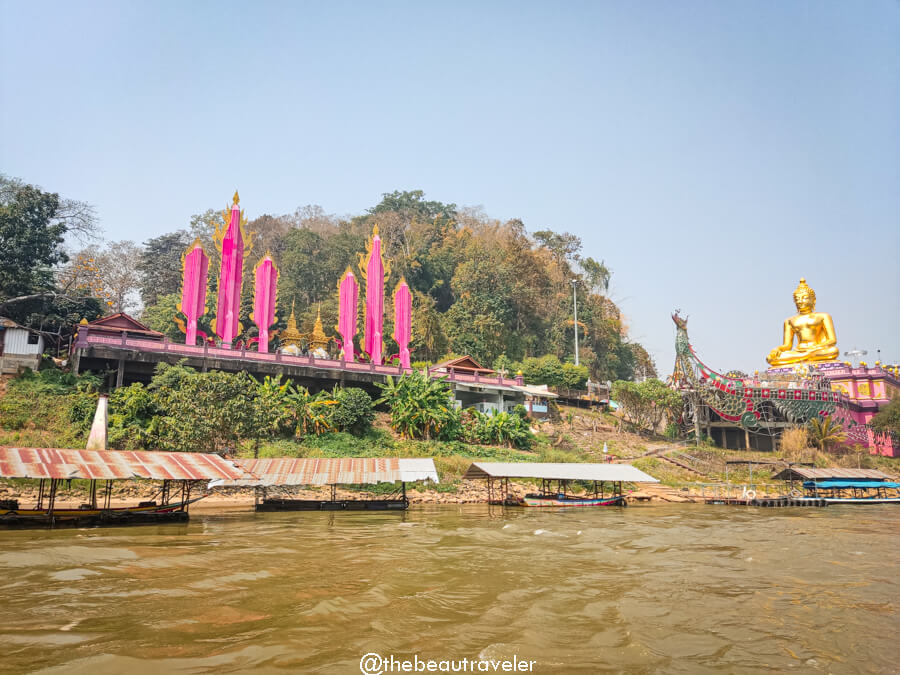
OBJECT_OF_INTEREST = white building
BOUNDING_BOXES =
[0,318,44,374]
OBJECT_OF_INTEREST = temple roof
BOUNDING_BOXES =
[83,313,164,338]
[430,355,495,375]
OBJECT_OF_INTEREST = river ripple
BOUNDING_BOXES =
[0,504,897,674]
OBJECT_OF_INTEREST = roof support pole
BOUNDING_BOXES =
[89,479,97,509]
[104,480,112,509]
[37,478,45,510]
[47,478,58,516]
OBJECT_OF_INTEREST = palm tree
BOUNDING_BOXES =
[807,416,846,453]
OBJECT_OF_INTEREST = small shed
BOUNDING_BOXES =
[514,383,558,419]
[0,317,44,374]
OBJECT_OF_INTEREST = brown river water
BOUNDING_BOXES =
[0,504,897,674]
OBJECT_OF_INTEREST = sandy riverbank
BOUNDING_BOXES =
[2,479,795,511]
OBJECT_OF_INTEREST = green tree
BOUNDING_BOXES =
[147,365,258,454]
[869,399,900,435]
[141,292,187,340]
[561,362,590,389]
[137,230,192,306]
[0,183,65,304]
[611,379,683,434]
[376,371,460,440]
[521,355,566,387]
[0,177,102,331]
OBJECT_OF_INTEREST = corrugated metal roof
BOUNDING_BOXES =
[224,457,440,486]
[463,462,659,483]
[771,467,893,482]
[0,447,250,481]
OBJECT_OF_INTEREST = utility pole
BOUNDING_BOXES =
[571,279,579,366]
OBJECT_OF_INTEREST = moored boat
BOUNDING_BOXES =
[0,396,250,529]
[462,462,659,506]
[0,496,206,527]
[521,493,626,507]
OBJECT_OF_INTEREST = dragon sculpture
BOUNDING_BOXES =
[670,312,863,435]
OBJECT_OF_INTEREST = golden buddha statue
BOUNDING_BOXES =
[766,278,838,366]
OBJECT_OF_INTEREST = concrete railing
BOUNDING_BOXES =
[75,328,524,386]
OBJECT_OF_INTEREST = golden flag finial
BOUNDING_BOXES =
[233,190,240,206]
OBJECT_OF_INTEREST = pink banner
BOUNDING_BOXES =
[393,279,412,369]
[251,254,279,353]
[213,192,251,346]
[178,240,209,346]
[360,226,388,363]
[337,267,359,361]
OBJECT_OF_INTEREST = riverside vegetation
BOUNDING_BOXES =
[1,366,896,502]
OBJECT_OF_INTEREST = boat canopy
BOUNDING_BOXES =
[772,467,892,482]
[803,480,900,489]
[463,462,659,483]
[219,457,440,487]
[0,447,249,482]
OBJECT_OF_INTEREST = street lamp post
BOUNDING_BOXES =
[571,279,579,366]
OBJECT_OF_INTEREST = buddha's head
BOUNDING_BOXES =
[792,278,816,314]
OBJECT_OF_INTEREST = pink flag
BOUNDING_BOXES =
[393,279,412,369]
[212,191,253,346]
[251,254,279,353]
[178,240,209,346]
[337,267,359,361]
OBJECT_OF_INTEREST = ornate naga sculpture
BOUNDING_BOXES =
[766,278,838,367]
[672,312,842,431]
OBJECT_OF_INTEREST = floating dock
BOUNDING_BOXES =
[704,496,827,507]
[216,457,440,512]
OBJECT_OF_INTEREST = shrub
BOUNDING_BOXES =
[330,388,375,435]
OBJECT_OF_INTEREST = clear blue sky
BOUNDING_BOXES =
[2,1,898,373]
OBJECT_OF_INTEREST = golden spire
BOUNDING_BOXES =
[306,305,331,350]
[372,223,379,236]
[233,190,240,205]
[280,299,303,347]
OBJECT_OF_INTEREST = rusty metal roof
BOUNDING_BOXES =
[771,467,894,482]
[463,462,659,483]
[0,447,250,481]
[224,457,439,486]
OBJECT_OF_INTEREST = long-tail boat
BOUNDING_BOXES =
[0,397,249,528]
